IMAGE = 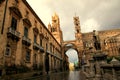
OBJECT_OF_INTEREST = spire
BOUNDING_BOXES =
[53,12,58,17]
[73,16,81,33]
[50,13,63,44]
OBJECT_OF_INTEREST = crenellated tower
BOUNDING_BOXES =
[48,13,63,44]
[73,16,83,49]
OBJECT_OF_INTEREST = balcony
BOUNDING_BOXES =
[22,36,31,46]
[7,27,20,41]
[33,42,39,50]
[39,46,44,53]
[46,50,51,55]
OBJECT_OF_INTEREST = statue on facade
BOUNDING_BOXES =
[93,30,101,50]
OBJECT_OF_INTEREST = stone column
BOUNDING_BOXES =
[94,61,101,80]
[42,53,46,74]
[49,55,51,73]
[112,68,117,80]
[95,61,100,74]
[89,60,95,77]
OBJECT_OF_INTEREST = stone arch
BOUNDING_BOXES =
[63,42,81,69]
[62,40,84,68]
[63,43,79,53]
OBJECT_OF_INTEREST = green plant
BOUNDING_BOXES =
[115,56,120,61]
[107,56,113,63]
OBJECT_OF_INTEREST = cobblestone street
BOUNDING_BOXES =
[21,70,86,80]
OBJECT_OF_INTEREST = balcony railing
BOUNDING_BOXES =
[39,46,44,53]
[22,36,31,46]
[33,42,39,50]
[46,50,52,55]
[7,27,20,41]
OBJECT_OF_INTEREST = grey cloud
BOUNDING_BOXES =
[27,0,120,41]
[46,0,120,40]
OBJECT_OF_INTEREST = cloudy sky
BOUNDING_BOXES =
[66,49,78,63]
[27,0,120,41]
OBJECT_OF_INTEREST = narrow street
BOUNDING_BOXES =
[20,70,86,80]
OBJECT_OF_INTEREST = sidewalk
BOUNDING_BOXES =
[79,71,95,80]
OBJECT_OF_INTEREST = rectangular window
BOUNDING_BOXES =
[50,44,52,52]
[40,37,42,46]
[11,17,17,30]
[5,47,11,56]
[24,27,28,37]
[46,44,48,50]
[26,51,30,62]
[34,35,37,43]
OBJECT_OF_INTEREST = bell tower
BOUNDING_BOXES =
[48,13,63,44]
[74,16,82,41]
[73,16,83,48]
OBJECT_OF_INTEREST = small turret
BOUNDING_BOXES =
[48,22,51,32]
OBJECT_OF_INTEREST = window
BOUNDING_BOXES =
[40,37,42,46]
[46,43,48,50]
[26,51,30,62]
[51,28,56,32]
[34,35,37,43]
[24,27,28,37]
[25,10,29,18]
[40,27,42,32]
[50,43,52,52]
[11,17,17,30]
[5,47,11,56]
[33,54,37,63]
[119,48,120,54]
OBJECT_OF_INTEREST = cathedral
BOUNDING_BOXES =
[0,0,120,79]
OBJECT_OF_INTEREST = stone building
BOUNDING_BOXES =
[0,0,120,78]
[63,15,120,67]
[103,33,120,57]
[82,29,120,59]
[0,0,63,76]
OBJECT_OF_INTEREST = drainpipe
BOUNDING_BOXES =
[1,0,8,34]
